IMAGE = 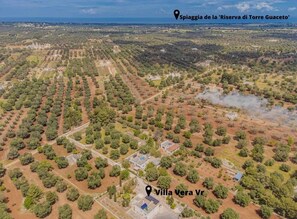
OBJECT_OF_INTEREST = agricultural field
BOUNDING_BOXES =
[0,23,296,219]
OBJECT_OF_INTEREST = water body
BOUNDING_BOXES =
[196,88,297,127]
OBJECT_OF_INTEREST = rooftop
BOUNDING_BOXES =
[234,172,243,181]
[145,196,159,205]
[136,195,160,215]
[129,153,150,166]
[167,144,180,152]
[66,154,82,165]
[161,140,180,153]
[161,140,174,149]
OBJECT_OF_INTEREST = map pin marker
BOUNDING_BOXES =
[174,9,180,20]
[145,185,152,196]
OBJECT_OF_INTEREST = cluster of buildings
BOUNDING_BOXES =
[127,140,180,171]
[128,153,160,170]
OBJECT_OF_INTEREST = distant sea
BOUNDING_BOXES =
[0,17,296,24]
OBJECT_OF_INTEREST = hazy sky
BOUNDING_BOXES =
[0,0,296,18]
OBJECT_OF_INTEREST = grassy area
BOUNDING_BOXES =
[265,161,296,181]
[152,79,161,86]
[217,146,296,181]
[10,52,21,60]
[255,81,269,90]
[26,55,39,63]
[40,71,56,79]
[114,122,133,133]
[217,146,246,169]
[98,66,110,76]
[255,74,283,92]
[80,133,87,144]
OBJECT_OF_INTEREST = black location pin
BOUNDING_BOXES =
[174,9,180,20]
[145,185,152,196]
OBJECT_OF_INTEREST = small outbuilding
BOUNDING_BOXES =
[233,172,243,181]
[127,152,160,170]
[160,140,180,155]
[66,154,82,165]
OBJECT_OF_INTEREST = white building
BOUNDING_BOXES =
[128,153,150,170]
[133,196,161,219]
[226,112,238,121]
[160,140,180,155]
[128,153,160,170]
[66,154,82,165]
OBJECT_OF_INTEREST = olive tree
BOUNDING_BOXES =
[59,204,72,219]
[157,176,171,189]
[77,195,94,211]
[220,208,239,219]
[66,187,80,201]
[213,184,228,199]
[33,201,52,218]
[94,209,107,219]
